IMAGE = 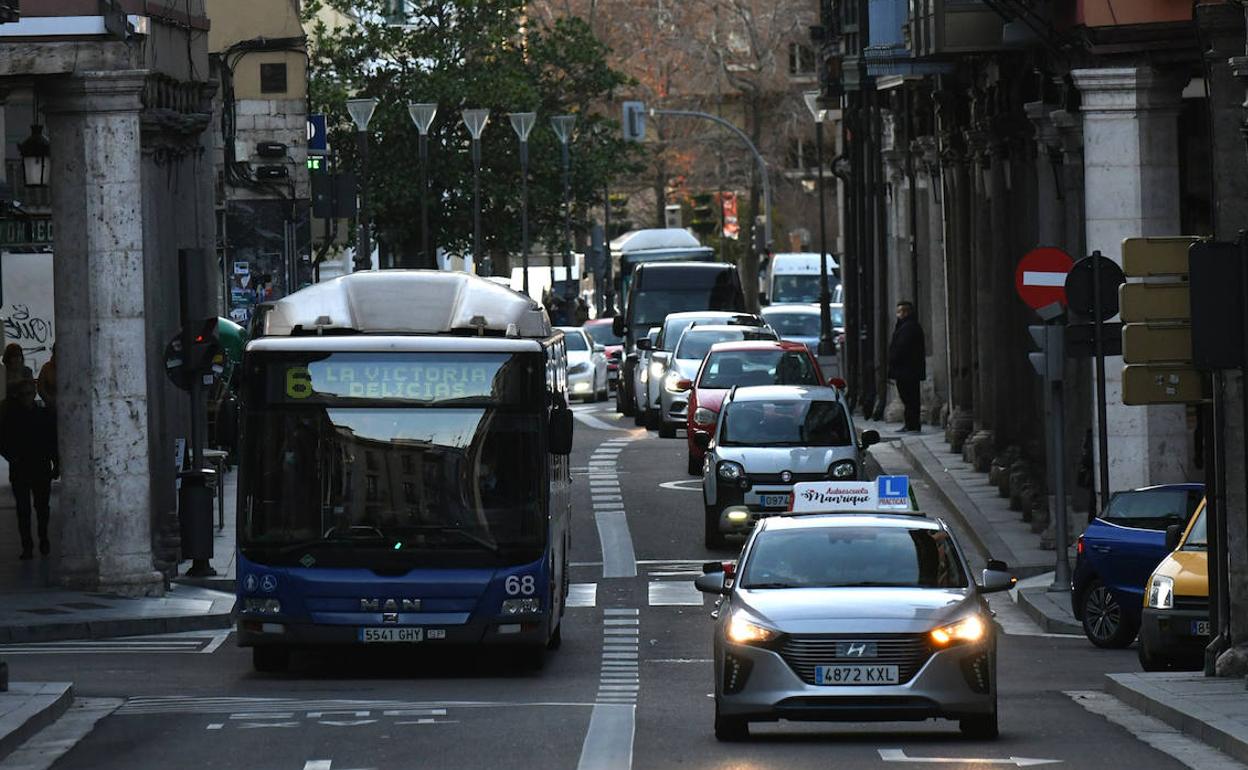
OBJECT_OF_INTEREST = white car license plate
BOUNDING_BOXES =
[814,665,899,685]
[359,627,423,643]
[759,494,790,509]
[1191,620,1211,636]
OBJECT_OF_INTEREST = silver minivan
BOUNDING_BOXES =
[698,385,878,547]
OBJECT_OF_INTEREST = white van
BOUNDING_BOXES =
[763,252,838,305]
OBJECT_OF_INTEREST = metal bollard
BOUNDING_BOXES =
[178,470,218,577]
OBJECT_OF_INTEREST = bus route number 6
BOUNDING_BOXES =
[286,367,313,399]
[505,575,536,596]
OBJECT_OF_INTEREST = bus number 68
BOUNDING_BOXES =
[505,575,536,596]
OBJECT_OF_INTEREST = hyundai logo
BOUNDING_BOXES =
[837,641,877,658]
[780,471,793,483]
[361,598,421,612]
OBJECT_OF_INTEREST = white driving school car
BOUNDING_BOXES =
[695,478,1016,742]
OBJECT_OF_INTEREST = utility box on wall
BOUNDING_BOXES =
[908,0,1006,56]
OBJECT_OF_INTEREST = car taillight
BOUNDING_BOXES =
[1076,536,1084,556]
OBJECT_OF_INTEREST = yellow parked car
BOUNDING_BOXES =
[1138,499,1209,671]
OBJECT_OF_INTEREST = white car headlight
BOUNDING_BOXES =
[1148,575,1175,609]
[930,615,986,646]
[717,461,744,481]
[726,613,778,645]
[649,360,665,380]
[663,371,685,393]
[829,460,857,479]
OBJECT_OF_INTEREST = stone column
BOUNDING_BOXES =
[963,124,996,470]
[44,71,164,597]
[938,108,975,450]
[1072,67,1190,495]
[915,136,947,425]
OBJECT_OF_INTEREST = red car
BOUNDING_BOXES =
[684,340,826,475]
[584,318,625,390]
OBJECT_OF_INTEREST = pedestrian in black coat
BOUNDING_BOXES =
[887,301,926,432]
[0,378,59,558]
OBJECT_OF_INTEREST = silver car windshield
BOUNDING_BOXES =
[741,527,968,589]
[720,400,849,447]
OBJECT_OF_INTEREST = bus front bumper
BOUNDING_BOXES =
[237,615,551,648]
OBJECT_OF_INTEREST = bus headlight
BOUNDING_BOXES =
[829,460,857,479]
[501,598,542,615]
[243,598,282,615]
[1148,575,1175,609]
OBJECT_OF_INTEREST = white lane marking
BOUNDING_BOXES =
[602,652,638,659]
[575,412,631,432]
[1022,270,1069,287]
[576,704,636,770]
[304,762,333,770]
[382,709,447,717]
[603,609,639,616]
[595,510,637,579]
[1065,691,1246,769]
[568,583,598,608]
[647,658,712,663]
[648,580,704,606]
[877,749,1060,766]
[592,495,623,502]
[201,629,232,654]
[230,712,297,720]
[603,618,639,626]
[658,479,703,492]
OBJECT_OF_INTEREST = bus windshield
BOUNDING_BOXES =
[240,352,547,567]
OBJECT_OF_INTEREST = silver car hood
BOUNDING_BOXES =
[734,587,975,635]
[717,445,857,473]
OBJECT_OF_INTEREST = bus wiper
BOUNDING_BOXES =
[409,525,501,555]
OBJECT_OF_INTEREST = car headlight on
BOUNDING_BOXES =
[717,461,745,482]
[569,362,589,375]
[726,614,778,645]
[930,615,987,646]
[501,598,542,615]
[1148,575,1175,610]
[649,360,665,381]
[663,371,685,393]
[829,460,857,479]
[693,407,717,425]
[243,598,282,615]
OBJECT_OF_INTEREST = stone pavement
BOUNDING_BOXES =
[862,418,1081,635]
[1107,672,1248,765]
[0,683,72,763]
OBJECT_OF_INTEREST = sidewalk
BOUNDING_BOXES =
[0,460,235,643]
[0,683,72,763]
[1106,672,1248,765]
[862,418,1082,635]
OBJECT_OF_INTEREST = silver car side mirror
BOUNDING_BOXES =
[977,568,1016,594]
[694,573,728,595]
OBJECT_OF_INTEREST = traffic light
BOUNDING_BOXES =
[690,193,716,238]
[188,318,225,376]
[1027,324,1064,382]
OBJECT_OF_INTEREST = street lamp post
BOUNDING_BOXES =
[509,112,537,299]
[346,98,379,272]
[461,109,491,275]
[551,115,577,309]
[408,103,438,269]
[804,91,835,356]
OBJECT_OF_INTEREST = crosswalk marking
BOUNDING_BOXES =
[648,580,705,607]
[568,583,597,608]
[0,630,229,655]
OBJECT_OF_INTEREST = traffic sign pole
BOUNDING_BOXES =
[1091,250,1109,513]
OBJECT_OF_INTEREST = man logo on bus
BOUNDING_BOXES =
[360,598,422,612]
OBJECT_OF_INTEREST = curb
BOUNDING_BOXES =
[1016,587,1083,635]
[894,437,1049,579]
[0,612,233,644]
[0,683,73,762]
[1105,673,1248,765]
[173,576,236,592]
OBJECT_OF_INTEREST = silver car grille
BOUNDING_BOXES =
[778,634,933,685]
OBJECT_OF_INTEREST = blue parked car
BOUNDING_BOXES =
[1071,483,1204,648]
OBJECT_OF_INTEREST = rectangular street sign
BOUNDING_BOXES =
[1065,322,1122,358]
[1122,365,1204,405]
[1189,240,1245,370]
[1119,282,1190,323]
[1122,324,1192,365]
[1121,237,1198,277]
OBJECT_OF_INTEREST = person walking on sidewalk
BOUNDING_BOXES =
[37,343,57,413]
[2,343,33,401]
[0,378,59,559]
[887,300,925,433]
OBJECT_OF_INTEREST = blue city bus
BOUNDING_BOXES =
[234,271,574,672]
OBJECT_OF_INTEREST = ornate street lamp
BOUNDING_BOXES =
[346,97,379,272]
[461,108,490,275]
[408,102,438,269]
[18,124,50,189]
[804,91,835,356]
[509,112,537,299]
[551,114,577,308]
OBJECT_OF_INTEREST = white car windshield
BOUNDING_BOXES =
[720,400,850,447]
[741,527,968,589]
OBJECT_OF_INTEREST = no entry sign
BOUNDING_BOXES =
[1015,247,1074,310]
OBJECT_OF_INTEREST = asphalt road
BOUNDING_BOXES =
[3,402,1223,770]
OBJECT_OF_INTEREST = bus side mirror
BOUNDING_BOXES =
[1165,524,1183,552]
[613,317,626,338]
[550,407,574,455]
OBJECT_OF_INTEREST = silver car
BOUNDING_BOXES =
[698,385,878,547]
[694,512,1016,741]
[657,324,777,439]
[558,326,609,402]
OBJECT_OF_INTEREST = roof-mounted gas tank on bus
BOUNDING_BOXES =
[234,271,573,673]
